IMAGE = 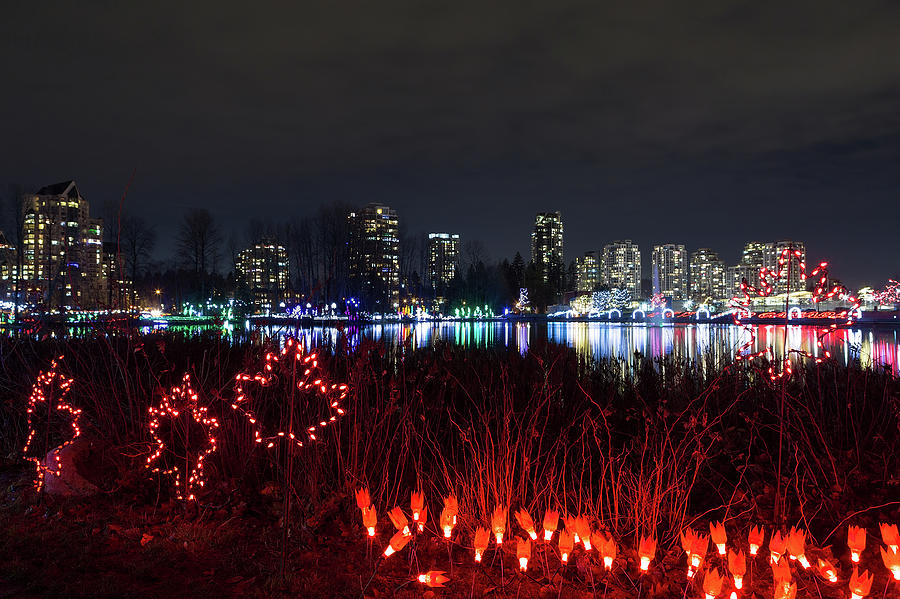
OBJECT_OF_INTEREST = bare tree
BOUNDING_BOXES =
[315,202,351,300]
[463,239,487,272]
[288,216,317,297]
[177,208,221,274]
[176,208,222,297]
[120,215,156,306]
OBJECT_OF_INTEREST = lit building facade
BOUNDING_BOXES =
[727,241,768,297]
[22,181,104,308]
[531,212,564,283]
[601,240,641,298]
[0,232,16,300]
[427,233,459,293]
[651,244,688,300]
[690,248,727,301]
[348,203,400,311]
[574,251,600,293]
[237,239,289,310]
[766,240,806,295]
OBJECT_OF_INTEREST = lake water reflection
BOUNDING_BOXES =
[256,321,899,374]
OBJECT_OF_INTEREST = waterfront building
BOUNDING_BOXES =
[727,241,768,297]
[427,233,459,292]
[530,212,564,283]
[21,181,104,308]
[651,244,688,300]
[0,232,16,301]
[766,240,806,295]
[237,239,290,310]
[601,240,641,298]
[690,248,727,302]
[574,251,600,293]
[348,203,400,311]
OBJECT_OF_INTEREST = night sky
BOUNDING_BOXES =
[2,1,899,288]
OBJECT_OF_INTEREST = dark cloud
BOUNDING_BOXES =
[1,0,898,287]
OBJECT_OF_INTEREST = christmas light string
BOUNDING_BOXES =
[21,356,82,491]
[351,488,899,598]
[729,249,860,380]
[873,280,899,306]
[145,373,220,502]
[228,336,349,449]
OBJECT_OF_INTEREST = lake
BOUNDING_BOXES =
[247,320,900,374]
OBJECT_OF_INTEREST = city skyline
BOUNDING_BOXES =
[0,182,891,314]
[2,2,899,290]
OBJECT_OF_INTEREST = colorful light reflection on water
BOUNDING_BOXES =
[256,321,899,374]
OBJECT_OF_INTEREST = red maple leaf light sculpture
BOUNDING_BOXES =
[729,248,860,380]
[22,356,82,491]
[228,336,349,449]
[146,373,220,502]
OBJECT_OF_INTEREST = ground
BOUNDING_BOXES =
[2,460,897,599]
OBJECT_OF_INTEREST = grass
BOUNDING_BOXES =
[0,331,898,597]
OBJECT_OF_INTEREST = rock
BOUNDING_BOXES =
[42,439,100,497]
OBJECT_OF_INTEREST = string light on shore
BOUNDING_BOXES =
[229,337,349,449]
[145,373,220,502]
[558,529,574,563]
[514,508,538,541]
[517,537,532,571]
[598,532,616,569]
[384,530,411,557]
[849,567,874,599]
[491,505,508,545]
[710,521,727,556]
[729,252,860,380]
[702,568,724,599]
[728,549,746,590]
[848,525,866,563]
[638,535,657,572]
[21,356,81,492]
[881,546,900,580]
[787,527,810,568]
[417,571,449,587]
[769,530,786,564]
[748,525,764,557]
[542,508,559,541]
[474,527,490,562]
[440,494,458,539]
[881,523,900,553]
[355,487,376,537]
[816,557,839,583]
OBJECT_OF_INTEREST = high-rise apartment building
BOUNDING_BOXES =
[427,233,459,292]
[766,240,806,295]
[690,248,727,301]
[348,203,400,311]
[601,240,641,299]
[0,232,16,300]
[574,251,600,293]
[530,212,564,283]
[237,239,289,310]
[22,181,103,308]
[727,241,768,297]
[651,244,688,300]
